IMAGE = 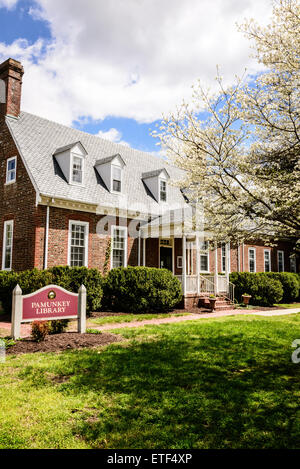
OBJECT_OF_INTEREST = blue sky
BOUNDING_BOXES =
[0,0,272,155]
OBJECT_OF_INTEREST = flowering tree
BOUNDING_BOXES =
[155,0,300,248]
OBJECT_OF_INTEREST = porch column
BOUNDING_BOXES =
[138,231,141,266]
[196,235,200,295]
[225,242,230,287]
[182,235,187,296]
[143,238,146,266]
[214,242,218,295]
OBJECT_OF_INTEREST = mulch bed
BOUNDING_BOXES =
[7,332,123,355]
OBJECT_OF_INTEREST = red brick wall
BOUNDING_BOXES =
[34,206,141,273]
[0,117,38,271]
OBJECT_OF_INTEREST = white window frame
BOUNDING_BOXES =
[2,220,14,271]
[6,156,17,185]
[177,256,183,269]
[111,225,128,269]
[264,249,271,272]
[70,153,84,185]
[277,250,284,272]
[68,220,89,267]
[248,248,256,273]
[159,178,167,202]
[290,256,297,273]
[199,240,210,273]
[111,165,122,194]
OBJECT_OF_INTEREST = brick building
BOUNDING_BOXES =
[0,58,298,303]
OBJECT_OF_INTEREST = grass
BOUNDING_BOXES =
[274,303,300,309]
[1,313,300,448]
[88,312,190,326]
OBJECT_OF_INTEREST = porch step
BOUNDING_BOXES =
[198,296,234,311]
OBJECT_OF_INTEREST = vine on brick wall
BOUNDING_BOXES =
[103,238,112,275]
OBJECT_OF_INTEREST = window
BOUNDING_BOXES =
[221,243,226,272]
[112,166,122,193]
[264,250,271,272]
[248,248,256,273]
[160,180,167,202]
[277,251,284,272]
[71,155,83,184]
[2,220,13,270]
[290,256,297,273]
[199,240,209,272]
[68,221,88,267]
[111,226,127,269]
[6,157,16,184]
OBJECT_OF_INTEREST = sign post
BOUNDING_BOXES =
[11,284,87,340]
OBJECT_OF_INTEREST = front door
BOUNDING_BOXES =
[160,247,173,271]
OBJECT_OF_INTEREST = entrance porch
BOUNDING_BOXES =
[139,216,235,304]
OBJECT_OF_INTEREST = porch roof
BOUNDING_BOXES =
[140,207,204,239]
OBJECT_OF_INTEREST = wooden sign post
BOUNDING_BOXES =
[11,284,87,340]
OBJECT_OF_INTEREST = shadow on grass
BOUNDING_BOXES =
[24,321,298,449]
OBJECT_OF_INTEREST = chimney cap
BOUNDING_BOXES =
[0,58,24,76]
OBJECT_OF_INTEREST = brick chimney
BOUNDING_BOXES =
[0,58,24,118]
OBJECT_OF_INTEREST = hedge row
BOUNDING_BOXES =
[0,266,183,317]
[0,266,103,316]
[103,266,182,313]
[229,272,299,306]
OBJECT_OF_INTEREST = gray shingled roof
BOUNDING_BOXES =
[6,112,187,216]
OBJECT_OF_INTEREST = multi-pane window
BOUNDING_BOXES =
[6,157,16,184]
[264,250,271,272]
[111,226,127,269]
[290,256,297,273]
[278,251,284,272]
[221,243,226,272]
[72,156,83,184]
[249,248,256,273]
[199,240,209,272]
[2,220,13,270]
[160,180,167,202]
[69,222,88,267]
[112,166,122,192]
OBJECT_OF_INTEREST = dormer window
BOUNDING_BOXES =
[72,155,83,184]
[112,165,122,192]
[53,141,87,186]
[160,179,167,202]
[142,168,170,203]
[95,153,126,194]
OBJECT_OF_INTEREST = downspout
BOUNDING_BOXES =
[44,204,50,270]
[138,229,141,266]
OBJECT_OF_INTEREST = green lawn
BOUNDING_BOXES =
[1,314,300,449]
[274,303,300,309]
[88,312,190,326]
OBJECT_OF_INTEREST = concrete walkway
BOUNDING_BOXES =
[1,308,299,338]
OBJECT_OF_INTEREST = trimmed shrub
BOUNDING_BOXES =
[0,266,103,317]
[265,272,299,303]
[48,266,103,313]
[230,272,283,306]
[49,319,69,334]
[0,269,52,317]
[31,321,50,342]
[103,266,182,313]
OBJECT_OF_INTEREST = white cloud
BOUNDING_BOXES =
[96,128,130,147]
[0,0,18,9]
[0,0,273,125]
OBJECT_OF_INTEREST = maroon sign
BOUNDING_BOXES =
[22,285,78,321]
